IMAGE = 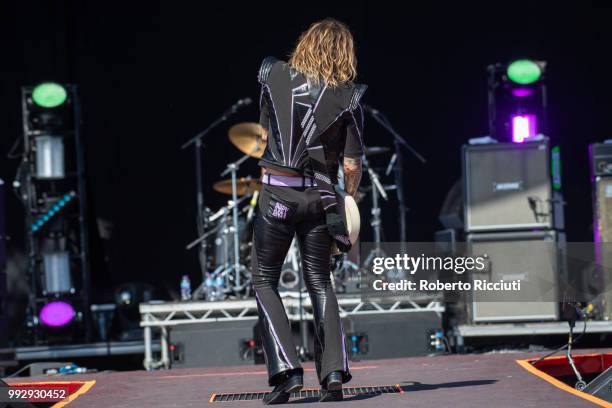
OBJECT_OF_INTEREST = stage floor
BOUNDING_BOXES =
[5,350,610,407]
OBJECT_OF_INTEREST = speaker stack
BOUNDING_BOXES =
[462,140,565,322]
[590,142,612,319]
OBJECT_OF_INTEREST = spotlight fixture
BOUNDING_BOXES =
[39,300,75,327]
[31,82,68,108]
[506,59,542,85]
[511,114,537,143]
[487,59,547,142]
[17,82,92,344]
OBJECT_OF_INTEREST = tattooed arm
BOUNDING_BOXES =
[343,156,362,198]
[343,104,365,198]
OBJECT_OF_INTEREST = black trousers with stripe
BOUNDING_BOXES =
[251,184,351,386]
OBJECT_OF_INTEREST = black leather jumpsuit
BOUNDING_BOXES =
[252,57,366,386]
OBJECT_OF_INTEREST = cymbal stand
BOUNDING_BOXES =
[219,154,252,296]
[361,157,389,269]
[181,103,246,287]
[364,106,427,247]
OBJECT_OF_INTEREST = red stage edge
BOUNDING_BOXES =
[516,353,612,407]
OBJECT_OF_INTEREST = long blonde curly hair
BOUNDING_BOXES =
[288,19,357,88]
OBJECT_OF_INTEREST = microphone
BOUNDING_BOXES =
[236,97,253,107]
[362,104,379,115]
[224,97,253,116]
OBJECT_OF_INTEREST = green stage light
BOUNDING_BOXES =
[506,60,541,85]
[32,82,67,108]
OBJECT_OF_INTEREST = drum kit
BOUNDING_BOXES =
[186,122,396,300]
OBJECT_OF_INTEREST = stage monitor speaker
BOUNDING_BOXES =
[591,162,612,319]
[467,230,561,322]
[170,321,258,368]
[342,312,442,360]
[463,141,553,232]
[584,365,612,403]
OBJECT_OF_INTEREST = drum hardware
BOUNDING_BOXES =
[363,146,391,157]
[181,99,253,294]
[186,195,251,251]
[362,104,427,243]
[187,117,266,300]
[214,154,253,296]
[360,156,391,270]
[332,253,360,294]
[190,195,252,300]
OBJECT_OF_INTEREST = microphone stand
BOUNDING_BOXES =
[366,108,426,243]
[181,103,244,291]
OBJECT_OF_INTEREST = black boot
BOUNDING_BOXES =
[319,371,343,402]
[263,370,303,405]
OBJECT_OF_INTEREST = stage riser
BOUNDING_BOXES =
[170,321,257,368]
[168,312,442,369]
[342,312,442,360]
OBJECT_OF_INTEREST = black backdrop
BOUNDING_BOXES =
[1,2,611,298]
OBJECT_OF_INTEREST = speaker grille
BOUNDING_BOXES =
[463,142,552,232]
[468,231,560,322]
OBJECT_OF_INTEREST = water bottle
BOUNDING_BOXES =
[204,277,212,301]
[214,276,225,300]
[180,275,191,301]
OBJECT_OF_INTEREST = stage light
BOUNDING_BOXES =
[32,82,67,108]
[39,300,75,327]
[488,59,547,141]
[511,87,535,98]
[42,251,73,295]
[511,114,537,143]
[34,135,65,179]
[507,59,541,85]
[30,192,74,231]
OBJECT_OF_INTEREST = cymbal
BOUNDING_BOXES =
[364,146,391,156]
[213,177,262,196]
[228,122,267,158]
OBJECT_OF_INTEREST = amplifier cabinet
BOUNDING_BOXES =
[591,171,612,319]
[467,230,561,323]
[463,142,552,232]
[590,143,612,177]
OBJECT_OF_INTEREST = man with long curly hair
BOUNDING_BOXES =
[252,18,366,404]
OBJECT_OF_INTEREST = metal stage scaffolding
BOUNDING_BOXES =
[139,294,445,371]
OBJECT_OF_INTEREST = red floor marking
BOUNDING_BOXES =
[157,365,378,380]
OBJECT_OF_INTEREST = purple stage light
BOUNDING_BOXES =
[39,300,75,327]
[511,114,537,143]
[511,87,535,98]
